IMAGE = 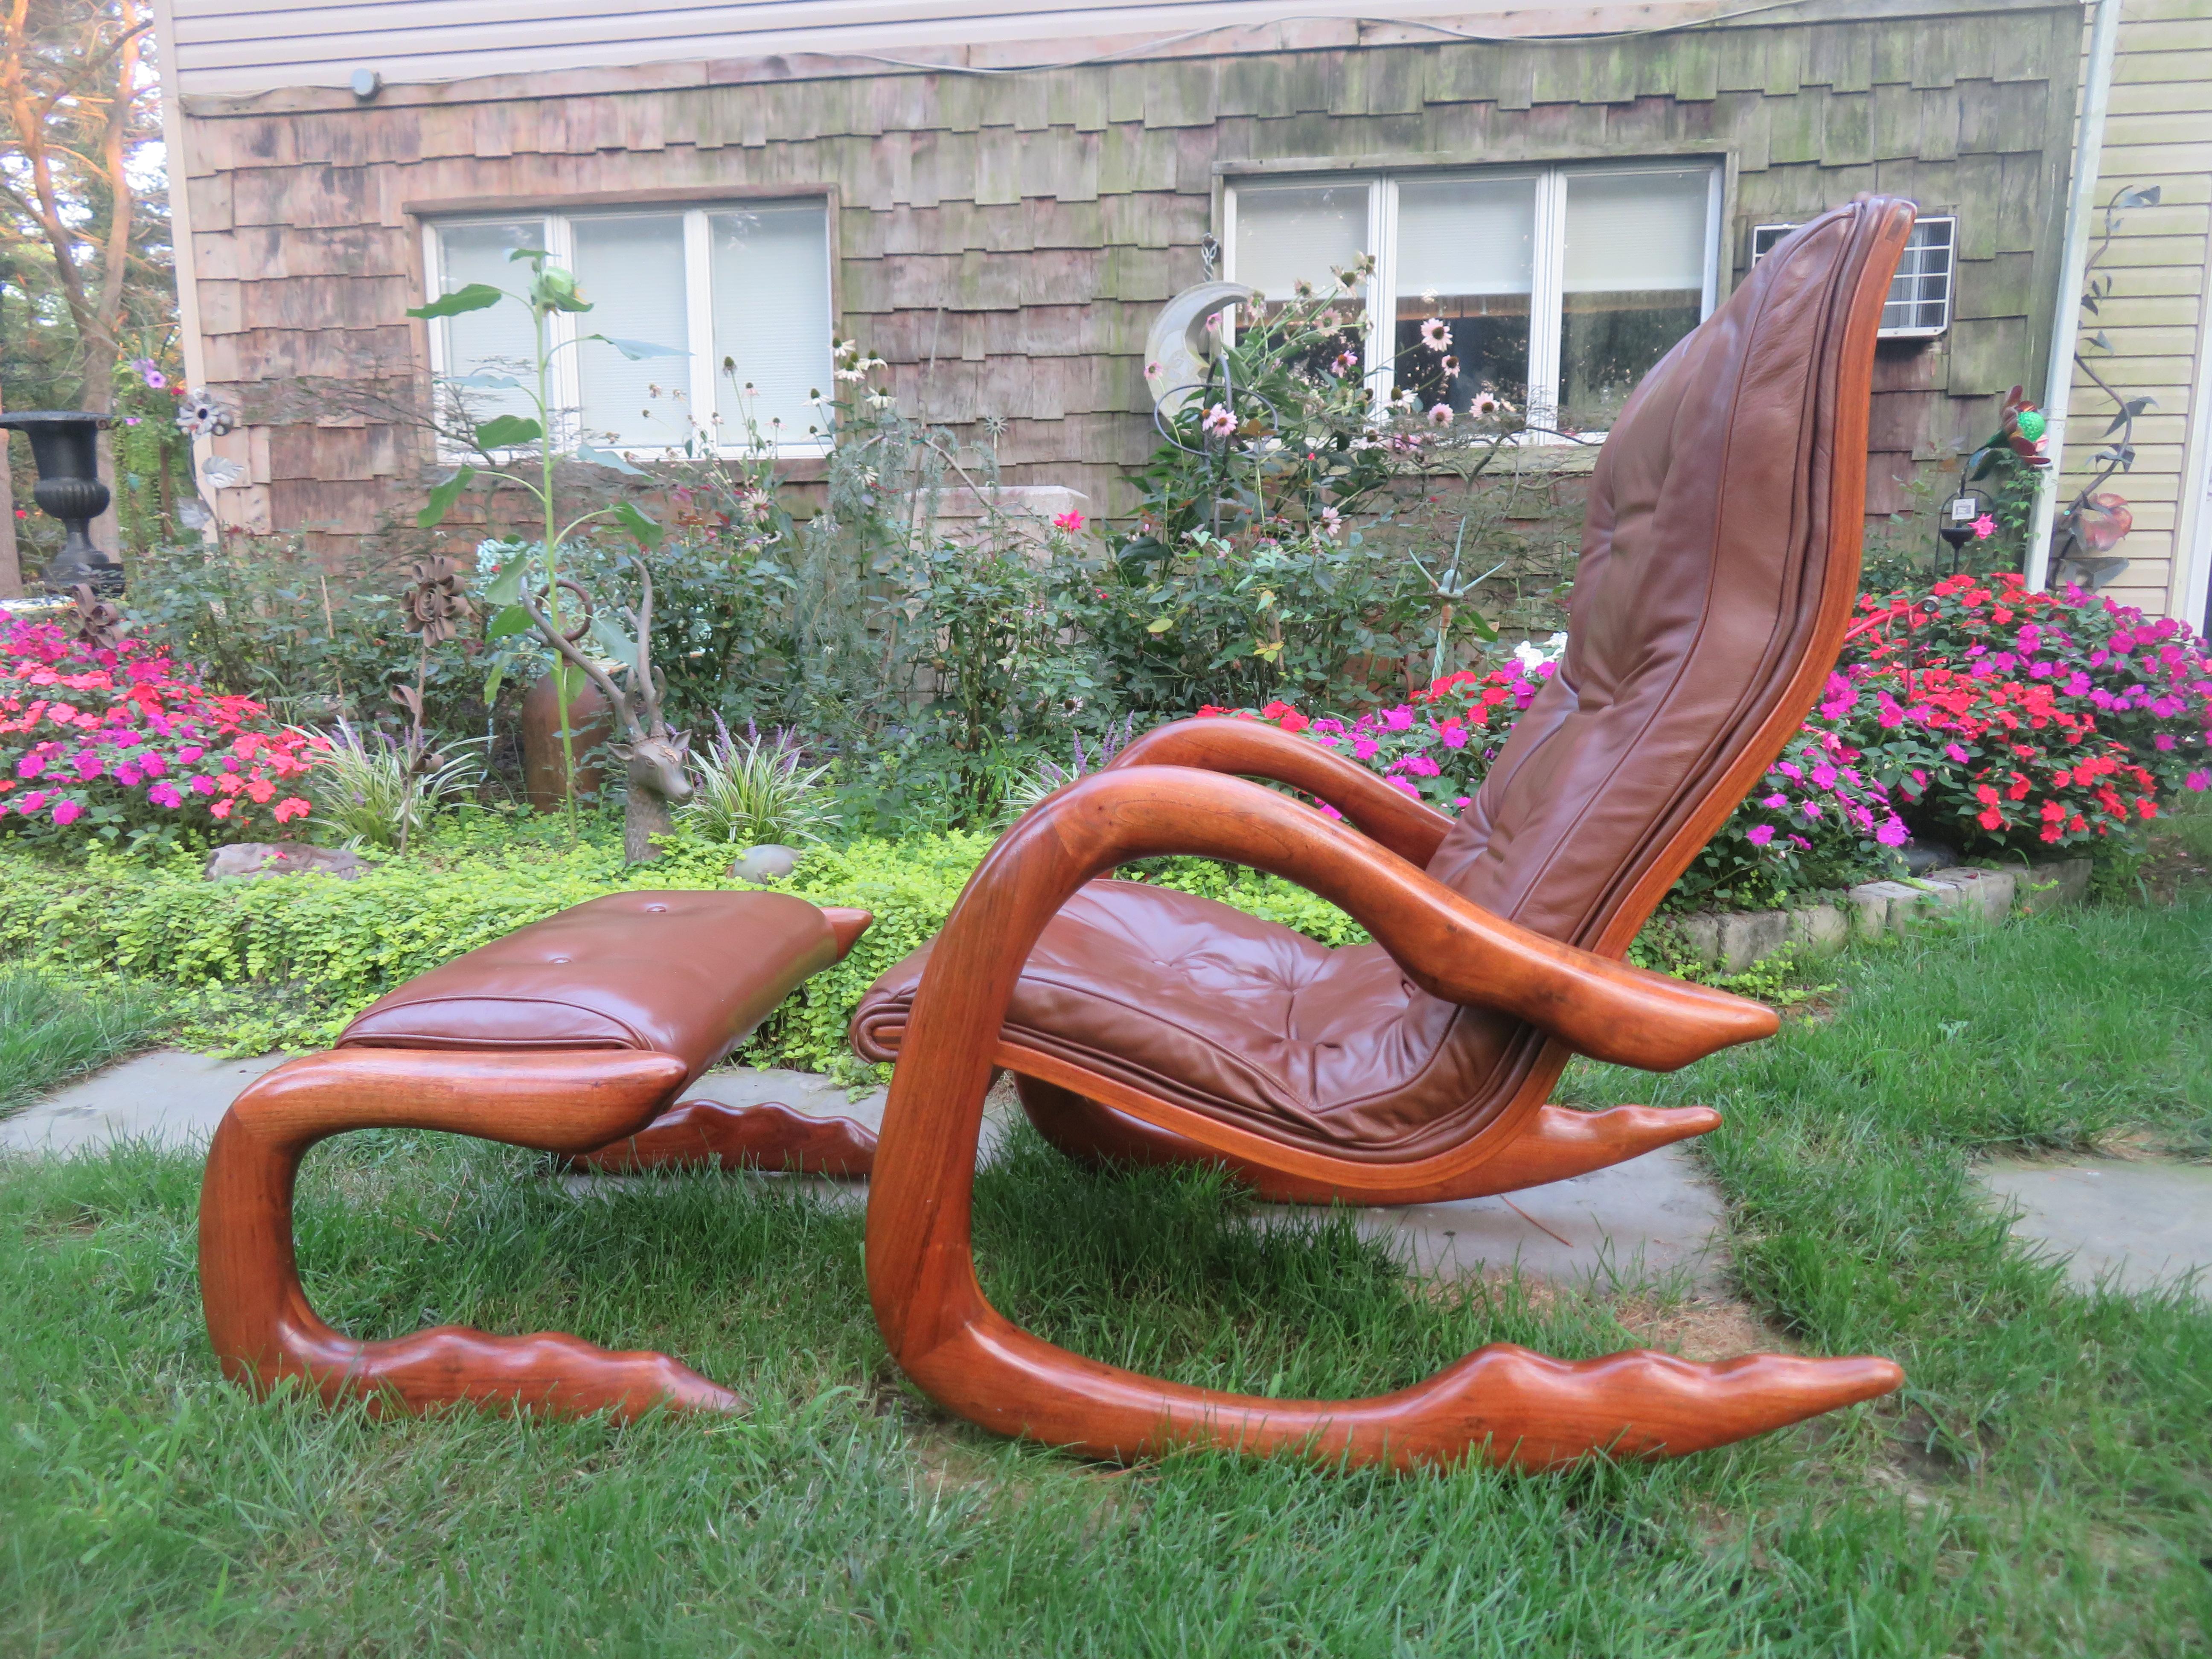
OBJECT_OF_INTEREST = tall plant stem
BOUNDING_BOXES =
[535,303,578,841]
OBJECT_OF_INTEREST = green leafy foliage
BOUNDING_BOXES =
[0,827,1362,1074]
[405,283,504,320]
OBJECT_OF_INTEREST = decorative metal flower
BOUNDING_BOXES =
[67,584,131,651]
[400,555,477,646]
[175,387,237,439]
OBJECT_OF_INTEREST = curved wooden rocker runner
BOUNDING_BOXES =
[847,198,1920,1470]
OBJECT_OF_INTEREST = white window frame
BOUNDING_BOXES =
[1224,160,1723,439]
[422,199,833,462]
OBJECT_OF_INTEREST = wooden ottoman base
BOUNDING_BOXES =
[200,1047,742,1420]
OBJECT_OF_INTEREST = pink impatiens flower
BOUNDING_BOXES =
[1746,824,1775,847]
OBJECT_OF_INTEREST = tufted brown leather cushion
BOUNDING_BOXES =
[340,890,842,1089]
[852,199,1908,1158]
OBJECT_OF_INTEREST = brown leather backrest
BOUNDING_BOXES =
[1426,196,1914,954]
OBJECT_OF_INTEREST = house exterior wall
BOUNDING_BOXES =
[2055,0,2212,625]
[164,4,2083,568]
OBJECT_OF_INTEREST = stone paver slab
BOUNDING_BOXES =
[1287,1145,1730,1293]
[1979,1158,2212,1298]
[1,1050,288,1156]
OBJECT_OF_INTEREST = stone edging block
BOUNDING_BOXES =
[1672,858,2091,972]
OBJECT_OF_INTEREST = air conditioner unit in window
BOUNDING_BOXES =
[1752,216,1956,338]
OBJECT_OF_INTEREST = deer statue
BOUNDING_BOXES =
[519,555,693,863]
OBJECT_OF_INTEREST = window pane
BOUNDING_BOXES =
[1233,182,1369,300]
[710,204,832,448]
[1394,176,1534,414]
[571,212,690,448]
[437,218,544,428]
[1560,169,1711,428]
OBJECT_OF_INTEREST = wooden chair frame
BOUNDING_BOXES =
[864,201,1915,1470]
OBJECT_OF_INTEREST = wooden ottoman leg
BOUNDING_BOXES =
[200,1048,743,1420]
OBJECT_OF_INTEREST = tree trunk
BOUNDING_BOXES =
[624,785,677,864]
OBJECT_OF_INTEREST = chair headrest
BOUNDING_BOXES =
[1427,196,1917,951]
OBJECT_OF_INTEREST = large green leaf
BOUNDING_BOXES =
[484,556,527,608]
[473,414,543,450]
[416,466,477,529]
[406,284,504,320]
[593,335,687,360]
[613,500,663,549]
[486,603,536,641]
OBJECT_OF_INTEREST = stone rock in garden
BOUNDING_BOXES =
[728,844,800,882]
[1922,867,2016,923]
[1676,909,1789,972]
[1784,903,1849,954]
[2019,857,2093,913]
[1847,879,1924,935]
[204,842,367,882]
[1899,837,1961,875]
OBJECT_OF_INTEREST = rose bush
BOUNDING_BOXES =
[1,619,321,851]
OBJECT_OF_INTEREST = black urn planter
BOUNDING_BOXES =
[0,410,122,594]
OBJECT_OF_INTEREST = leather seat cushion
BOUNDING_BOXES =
[339,890,840,1088]
[852,879,1516,1153]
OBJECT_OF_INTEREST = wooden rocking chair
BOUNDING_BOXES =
[846,197,1919,1470]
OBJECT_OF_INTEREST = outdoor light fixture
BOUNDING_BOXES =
[1937,486,1989,573]
[0,410,122,595]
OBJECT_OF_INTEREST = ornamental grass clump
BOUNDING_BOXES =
[678,716,841,847]
[306,720,483,853]
[0,619,321,851]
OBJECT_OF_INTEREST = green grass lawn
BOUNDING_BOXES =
[0,970,168,1118]
[2,898,2209,1656]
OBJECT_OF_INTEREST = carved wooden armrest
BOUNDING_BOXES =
[1015,764,1774,1071]
[1106,715,1458,869]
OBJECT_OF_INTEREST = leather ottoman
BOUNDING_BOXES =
[198,889,873,1423]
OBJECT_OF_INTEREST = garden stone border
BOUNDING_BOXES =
[1673,859,2092,973]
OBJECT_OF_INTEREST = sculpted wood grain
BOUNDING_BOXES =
[1111,716,1457,867]
[567,1098,878,1176]
[199,1047,744,1419]
[866,768,1901,1469]
[862,198,1917,1469]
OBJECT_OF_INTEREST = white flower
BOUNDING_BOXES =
[1512,632,1568,670]
[1426,403,1454,426]
[834,367,864,383]
[1318,505,1343,539]
[1201,403,1235,438]
[1440,356,1460,378]
[1389,387,1418,413]
[1420,285,1439,306]
[1419,317,1452,352]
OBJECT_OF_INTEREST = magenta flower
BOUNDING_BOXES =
[148,782,183,809]
[1761,793,1787,809]
[1746,824,1775,847]
[1876,818,1909,847]
[51,799,81,826]
[1439,725,1468,749]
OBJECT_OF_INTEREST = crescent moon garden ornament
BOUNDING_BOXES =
[1144,281,1260,425]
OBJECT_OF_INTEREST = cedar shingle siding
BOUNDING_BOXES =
[175,6,2083,564]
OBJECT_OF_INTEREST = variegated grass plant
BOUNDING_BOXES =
[678,716,841,847]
